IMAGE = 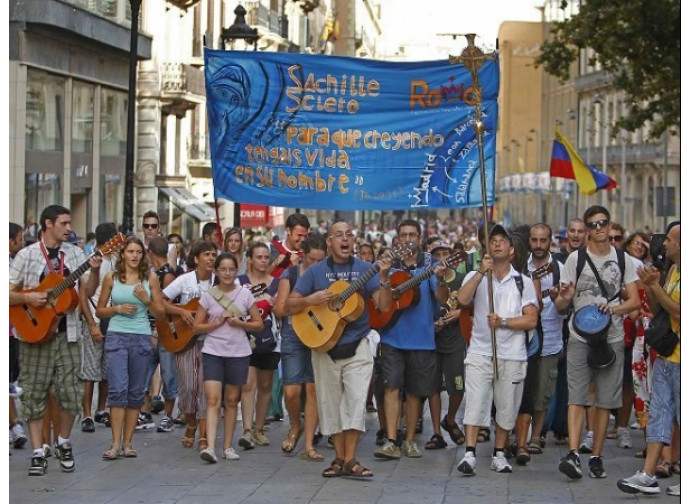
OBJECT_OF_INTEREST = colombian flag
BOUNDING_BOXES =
[550,131,617,195]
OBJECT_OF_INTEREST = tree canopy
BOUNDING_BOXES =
[535,0,680,139]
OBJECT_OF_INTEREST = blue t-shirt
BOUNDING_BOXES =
[380,262,439,350]
[293,257,379,347]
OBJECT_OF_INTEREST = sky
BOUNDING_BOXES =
[378,0,544,59]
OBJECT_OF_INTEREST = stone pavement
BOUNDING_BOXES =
[8,406,674,504]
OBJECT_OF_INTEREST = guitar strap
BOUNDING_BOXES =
[39,241,65,275]
[207,286,244,319]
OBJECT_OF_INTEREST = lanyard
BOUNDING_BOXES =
[39,241,65,275]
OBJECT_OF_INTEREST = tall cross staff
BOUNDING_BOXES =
[450,34,499,379]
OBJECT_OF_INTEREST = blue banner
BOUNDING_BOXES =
[204,49,499,210]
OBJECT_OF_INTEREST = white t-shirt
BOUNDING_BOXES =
[527,255,565,356]
[561,247,639,343]
[162,271,215,305]
[463,266,539,361]
[199,286,255,358]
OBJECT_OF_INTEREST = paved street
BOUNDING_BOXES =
[9,402,672,504]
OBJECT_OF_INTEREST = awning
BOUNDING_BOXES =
[160,187,215,222]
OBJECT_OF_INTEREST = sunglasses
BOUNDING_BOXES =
[142,223,159,229]
[585,219,609,230]
[609,235,623,243]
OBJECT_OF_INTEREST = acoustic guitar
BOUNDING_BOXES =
[367,250,466,330]
[292,244,414,353]
[9,234,126,344]
[158,282,267,353]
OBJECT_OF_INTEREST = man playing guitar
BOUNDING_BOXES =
[286,221,392,480]
[9,205,102,476]
[268,213,310,278]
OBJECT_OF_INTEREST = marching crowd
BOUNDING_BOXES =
[8,204,680,496]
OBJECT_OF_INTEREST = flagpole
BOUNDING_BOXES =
[451,34,498,380]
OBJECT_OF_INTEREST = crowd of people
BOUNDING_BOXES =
[8,204,680,496]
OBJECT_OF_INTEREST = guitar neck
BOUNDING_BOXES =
[337,263,380,302]
[51,251,100,298]
[393,268,433,296]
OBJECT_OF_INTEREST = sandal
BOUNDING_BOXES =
[181,424,196,448]
[440,416,465,445]
[515,446,531,466]
[122,444,138,458]
[425,433,448,450]
[102,445,122,460]
[282,429,302,453]
[527,438,543,454]
[197,437,208,452]
[477,427,491,443]
[299,448,324,461]
[656,461,672,478]
[342,459,374,480]
[672,461,680,475]
[322,457,344,478]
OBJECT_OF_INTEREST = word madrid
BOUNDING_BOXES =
[286,66,381,114]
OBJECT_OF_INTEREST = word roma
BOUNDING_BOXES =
[235,165,350,194]
[285,65,381,114]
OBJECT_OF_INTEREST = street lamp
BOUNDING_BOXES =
[122,0,142,235]
[220,4,262,227]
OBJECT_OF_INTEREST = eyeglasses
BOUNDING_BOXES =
[608,235,623,243]
[585,219,609,230]
[328,231,356,240]
[142,223,159,229]
[217,268,237,274]
[398,232,420,239]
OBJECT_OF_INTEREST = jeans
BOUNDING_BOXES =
[646,357,681,445]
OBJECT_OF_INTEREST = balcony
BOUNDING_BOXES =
[188,134,211,177]
[160,62,205,117]
[245,1,288,40]
[166,0,201,10]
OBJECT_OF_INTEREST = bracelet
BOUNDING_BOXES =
[477,270,486,276]
[380,280,391,288]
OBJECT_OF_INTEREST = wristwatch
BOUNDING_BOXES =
[500,318,508,329]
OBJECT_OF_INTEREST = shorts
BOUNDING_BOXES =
[566,337,623,410]
[281,334,314,384]
[379,344,437,398]
[80,322,107,382]
[646,358,680,445]
[463,354,526,431]
[250,351,280,371]
[105,331,152,409]
[533,353,560,411]
[434,349,466,396]
[623,345,633,386]
[518,353,541,415]
[144,339,179,399]
[202,353,250,385]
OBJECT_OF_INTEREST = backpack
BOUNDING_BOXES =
[513,274,541,358]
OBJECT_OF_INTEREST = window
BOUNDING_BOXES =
[26,69,65,151]
[72,81,95,154]
[100,87,128,156]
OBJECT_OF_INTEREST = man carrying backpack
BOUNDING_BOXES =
[554,205,640,480]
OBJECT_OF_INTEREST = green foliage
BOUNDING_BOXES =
[535,0,680,139]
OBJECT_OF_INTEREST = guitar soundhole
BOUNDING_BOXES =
[328,298,344,311]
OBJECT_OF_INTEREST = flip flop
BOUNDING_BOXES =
[322,458,344,478]
[342,459,373,480]
[282,429,302,453]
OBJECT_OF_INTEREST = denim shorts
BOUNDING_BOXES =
[105,331,152,408]
[281,334,314,385]
[144,339,179,399]
[202,353,250,385]
[646,358,681,445]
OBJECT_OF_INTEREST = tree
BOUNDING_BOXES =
[535,0,680,140]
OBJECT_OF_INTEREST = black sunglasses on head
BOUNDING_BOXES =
[585,219,609,230]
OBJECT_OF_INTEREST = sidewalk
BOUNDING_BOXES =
[8,408,667,504]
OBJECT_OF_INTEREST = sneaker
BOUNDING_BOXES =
[666,483,680,496]
[579,433,594,454]
[11,423,27,449]
[238,430,255,450]
[617,428,633,449]
[617,470,660,494]
[157,416,174,433]
[135,412,155,430]
[28,455,48,476]
[9,382,23,397]
[94,411,109,424]
[150,396,165,414]
[491,451,513,473]
[374,439,401,459]
[81,417,95,433]
[375,429,386,446]
[401,440,422,458]
[42,443,52,458]
[199,447,217,464]
[54,441,75,472]
[223,447,240,460]
[457,452,476,476]
[588,456,607,478]
[558,451,583,479]
[252,430,270,446]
